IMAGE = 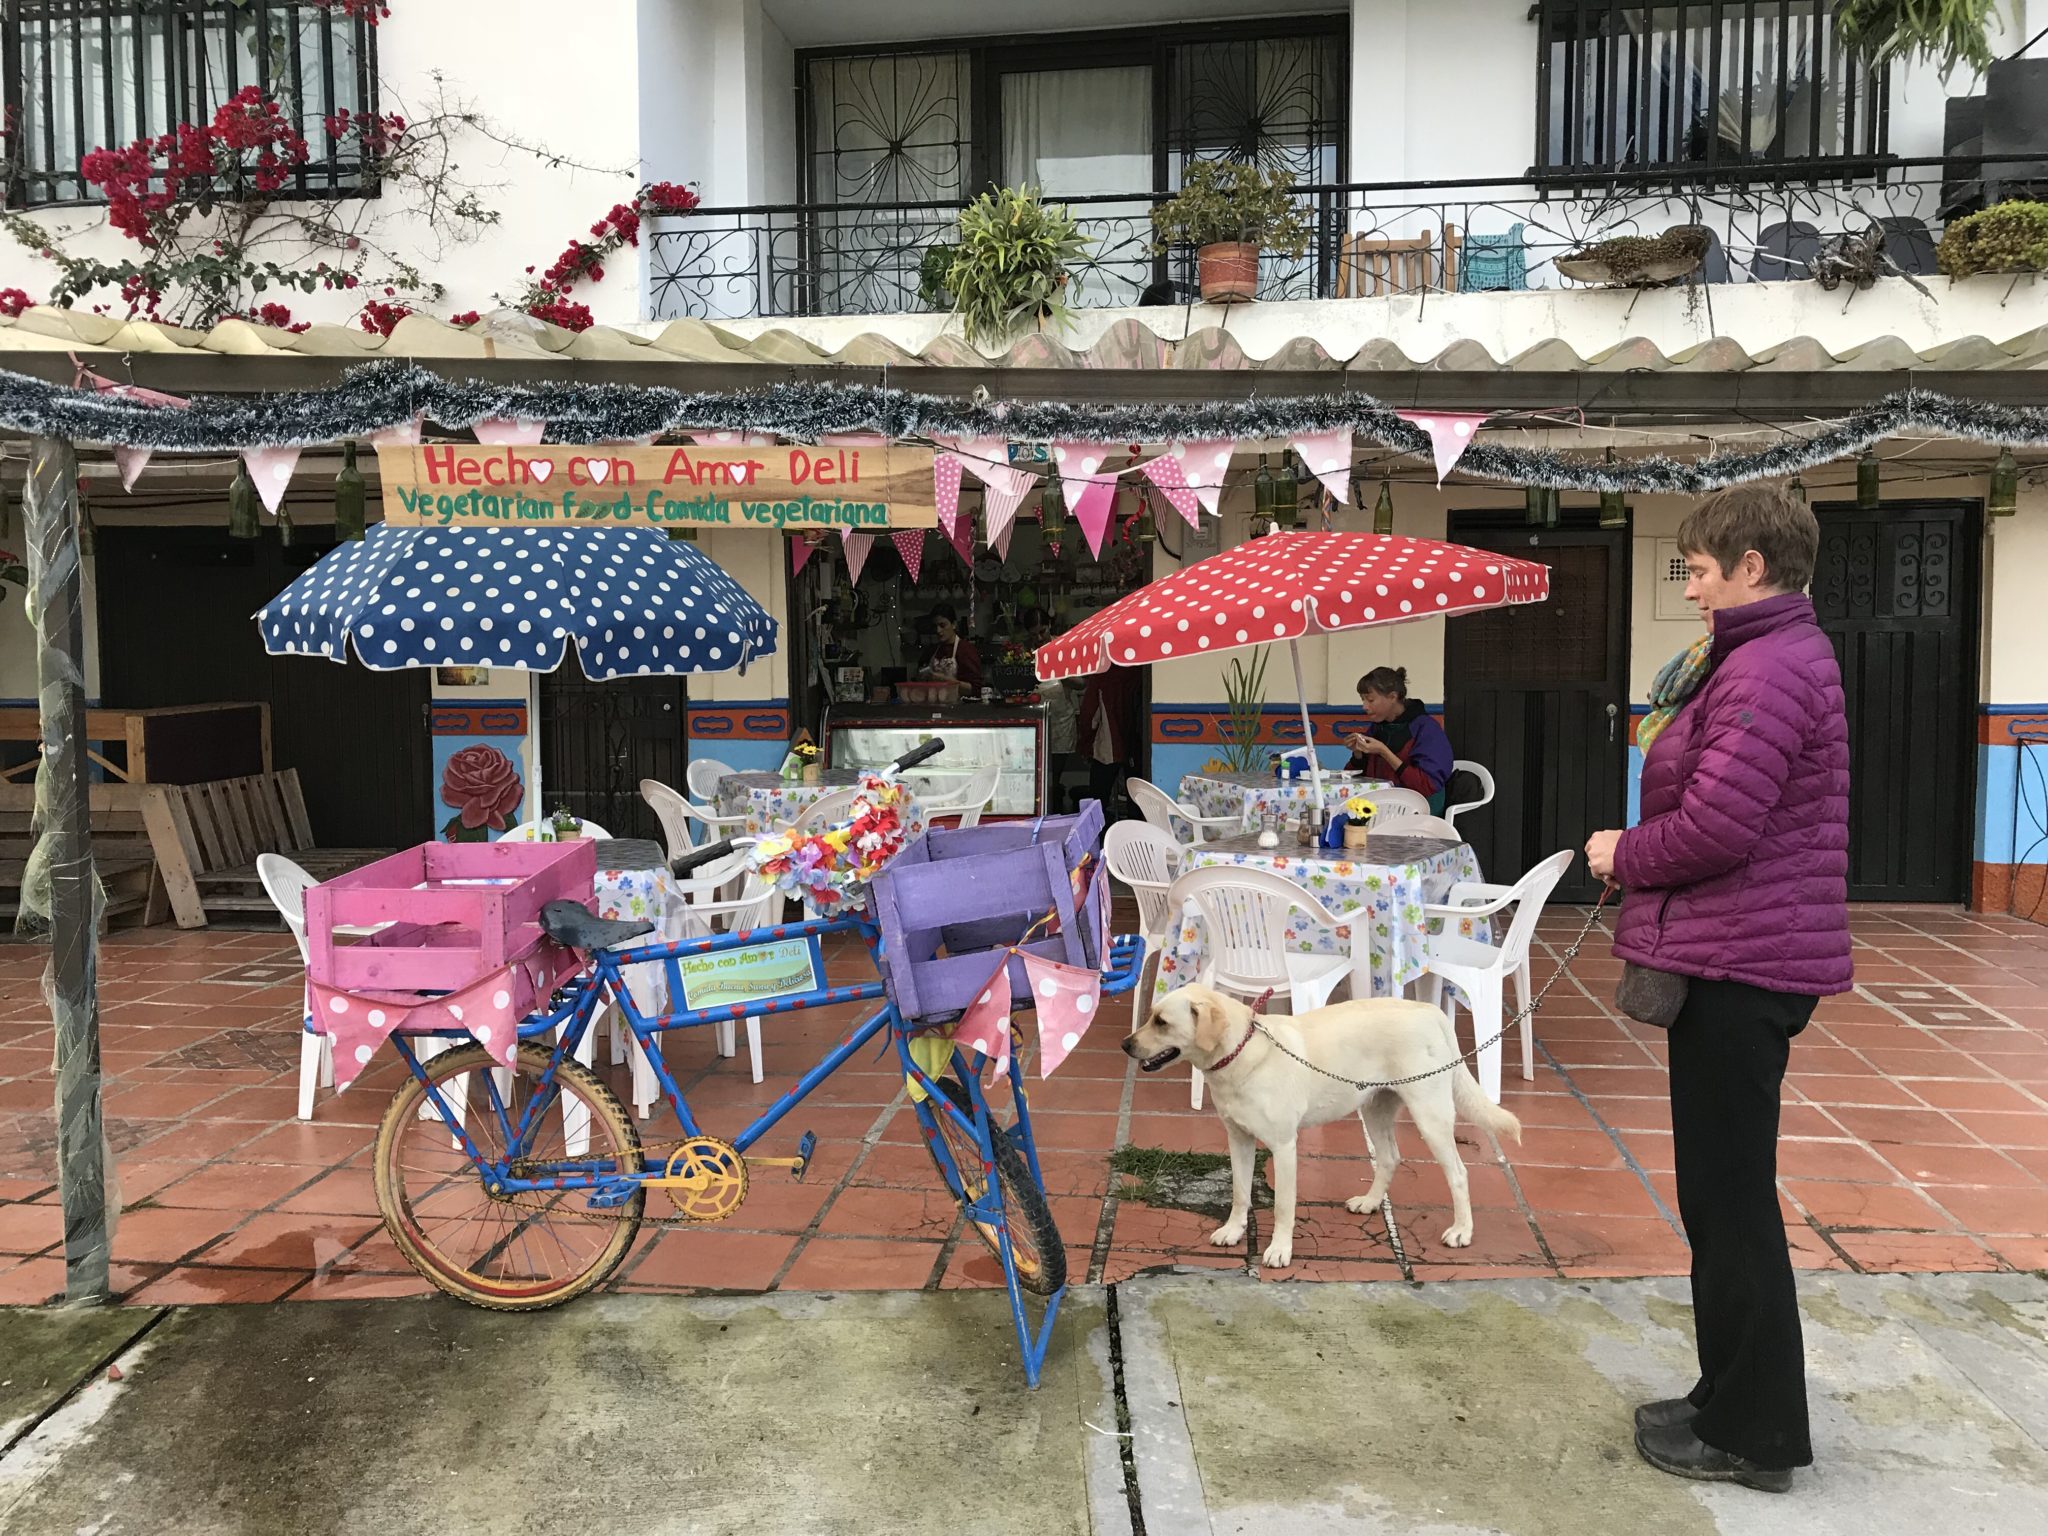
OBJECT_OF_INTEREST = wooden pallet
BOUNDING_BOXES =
[141,769,387,929]
[0,783,163,932]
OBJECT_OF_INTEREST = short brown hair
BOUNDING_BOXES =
[1356,666,1408,699]
[1677,485,1818,592]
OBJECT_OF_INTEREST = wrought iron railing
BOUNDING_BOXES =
[646,155,2040,323]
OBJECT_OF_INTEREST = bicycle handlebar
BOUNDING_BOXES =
[891,738,945,773]
[672,838,736,876]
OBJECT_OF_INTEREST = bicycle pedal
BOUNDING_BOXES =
[745,1130,817,1184]
[585,1179,638,1210]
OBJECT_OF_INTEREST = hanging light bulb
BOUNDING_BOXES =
[1787,474,1807,504]
[1988,448,2018,518]
[333,440,367,541]
[1543,486,1562,530]
[228,460,260,539]
[1372,476,1395,535]
[275,496,296,548]
[1039,473,1067,536]
[1857,447,1881,510]
[1598,448,1627,528]
[1271,452,1300,530]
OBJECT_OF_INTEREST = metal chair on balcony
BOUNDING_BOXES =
[1877,216,1939,276]
[1337,226,1461,297]
[1752,220,1821,281]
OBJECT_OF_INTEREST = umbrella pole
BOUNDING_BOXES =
[1287,638,1324,818]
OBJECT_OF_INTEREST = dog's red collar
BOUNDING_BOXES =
[1208,1018,1260,1075]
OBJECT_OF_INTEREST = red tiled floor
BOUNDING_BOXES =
[2,903,2045,1308]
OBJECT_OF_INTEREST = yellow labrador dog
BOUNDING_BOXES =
[1124,983,1522,1268]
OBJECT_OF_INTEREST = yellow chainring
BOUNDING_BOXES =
[651,1136,749,1223]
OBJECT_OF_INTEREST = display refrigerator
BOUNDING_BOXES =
[824,702,1047,817]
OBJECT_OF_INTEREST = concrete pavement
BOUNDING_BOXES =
[2,1269,2044,1535]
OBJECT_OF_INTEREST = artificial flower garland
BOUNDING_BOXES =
[748,772,927,911]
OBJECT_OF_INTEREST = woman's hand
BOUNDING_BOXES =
[1585,829,1622,883]
[1355,736,1397,766]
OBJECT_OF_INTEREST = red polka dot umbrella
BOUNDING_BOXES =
[1033,531,1551,803]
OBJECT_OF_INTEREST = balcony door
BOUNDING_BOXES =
[995,62,1155,305]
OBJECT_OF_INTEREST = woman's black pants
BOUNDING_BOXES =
[1668,977,1818,1469]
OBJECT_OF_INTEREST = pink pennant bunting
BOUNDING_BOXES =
[1398,410,1489,484]
[790,534,819,577]
[952,959,1014,1070]
[83,372,188,410]
[892,529,926,582]
[243,445,302,516]
[948,436,1014,490]
[1022,952,1103,1079]
[992,518,1014,561]
[308,941,580,1090]
[1292,428,1353,504]
[819,433,889,446]
[1053,443,1121,558]
[934,450,963,525]
[939,504,975,565]
[1169,440,1234,516]
[113,445,151,493]
[981,471,1033,551]
[1137,455,1201,528]
[842,530,875,585]
[370,413,424,447]
[692,430,777,447]
[473,417,546,446]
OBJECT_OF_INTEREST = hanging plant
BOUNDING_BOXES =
[1937,199,2048,278]
[945,186,1090,349]
[1835,0,2010,78]
[1557,227,1711,286]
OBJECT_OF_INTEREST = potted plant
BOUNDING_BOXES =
[1556,226,1711,287]
[917,243,957,310]
[944,187,1090,348]
[1150,160,1311,304]
[1837,0,2006,75]
[1937,199,2048,279]
[1219,647,1270,772]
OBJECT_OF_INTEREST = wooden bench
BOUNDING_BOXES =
[142,769,388,929]
[0,783,163,931]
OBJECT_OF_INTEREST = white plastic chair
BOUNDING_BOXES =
[1128,776,1239,844]
[790,786,861,834]
[640,778,698,865]
[672,850,785,1086]
[685,757,735,802]
[1416,850,1573,1105]
[920,763,1000,828]
[1103,821,1183,1034]
[1165,865,1369,1110]
[1445,760,1497,830]
[1347,785,1430,819]
[1369,812,1461,840]
[683,756,755,840]
[259,853,388,1120]
[501,818,613,841]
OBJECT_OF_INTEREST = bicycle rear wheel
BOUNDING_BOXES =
[922,1074,1066,1296]
[373,1041,644,1310]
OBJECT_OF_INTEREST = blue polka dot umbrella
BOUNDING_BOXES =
[254,525,777,678]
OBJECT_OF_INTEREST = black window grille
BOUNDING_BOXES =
[3,0,378,207]
[1535,1,1888,179]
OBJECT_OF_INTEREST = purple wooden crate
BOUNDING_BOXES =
[870,800,1107,1023]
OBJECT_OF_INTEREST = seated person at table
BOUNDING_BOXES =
[919,603,983,692]
[1341,666,1454,814]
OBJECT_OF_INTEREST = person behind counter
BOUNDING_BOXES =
[1025,609,1082,811]
[1341,666,1454,814]
[919,603,983,692]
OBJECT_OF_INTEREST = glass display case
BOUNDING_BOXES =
[826,705,1046,816]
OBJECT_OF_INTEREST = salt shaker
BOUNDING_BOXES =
[1257,808,1280,849]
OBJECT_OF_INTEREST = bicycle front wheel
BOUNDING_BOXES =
[922,1074,1066,1296]
[373,1042,644,1310]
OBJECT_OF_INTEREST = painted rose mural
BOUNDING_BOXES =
[440,744,524,841]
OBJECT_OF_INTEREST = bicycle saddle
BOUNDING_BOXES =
[541,900,655,952]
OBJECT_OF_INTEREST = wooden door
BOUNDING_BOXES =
[538,669,686,843]
[1444,519,1630,904]
[1813,500,1980,902]
[94,524,432,849]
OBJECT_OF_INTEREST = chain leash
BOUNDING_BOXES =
[1242,893,1614,1094]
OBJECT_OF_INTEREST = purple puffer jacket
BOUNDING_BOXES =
[1612,592,1852,997]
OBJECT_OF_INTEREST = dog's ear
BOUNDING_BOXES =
[1189,989,1226,1053]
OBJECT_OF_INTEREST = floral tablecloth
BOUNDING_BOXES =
[1178,771,1381,834]
[1152,831,1488,1005]
[715,770,862,836]
[593,840,692,1120]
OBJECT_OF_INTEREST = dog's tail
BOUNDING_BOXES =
[1451,1061,1522,1145]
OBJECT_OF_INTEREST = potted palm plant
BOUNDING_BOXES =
[944,187,1090,348]
[1150,161,1311,304]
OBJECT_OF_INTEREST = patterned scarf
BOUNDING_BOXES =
[1636,634,1715,756]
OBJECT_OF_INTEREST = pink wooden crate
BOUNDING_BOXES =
[304,839,596,996]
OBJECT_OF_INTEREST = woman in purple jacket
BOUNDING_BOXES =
[1586,485,1850,1495]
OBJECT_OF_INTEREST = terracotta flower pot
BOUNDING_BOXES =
[1197,242,1262,304]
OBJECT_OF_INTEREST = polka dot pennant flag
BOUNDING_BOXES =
[113,445,152,492]
[307,940,582,1091]
[690,430,778,447]
[1022,952,1101,1078]
[1397,410,1490,485]
[1031,530,1551,681]
[842,529,876,585]
[1169,439,1234,517]
[952,959,1014,1072]
[243,444,302,516]
[473,417,547,446]
[891,529,926,582]
[1136,453,1202,528]
[1052,442,1121,557]
[1290,428,1353,505]
[369,413,424,447]
[940,506,975,565]
[255,524,779,679]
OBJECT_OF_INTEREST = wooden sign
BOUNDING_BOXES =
[378,443,937,532]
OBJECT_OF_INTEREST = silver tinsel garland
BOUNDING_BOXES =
[0,362,2040,493]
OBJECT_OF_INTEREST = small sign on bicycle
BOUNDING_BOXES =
[675,937,820,1012]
